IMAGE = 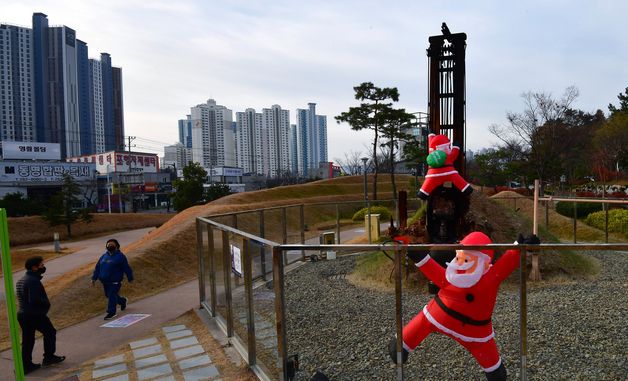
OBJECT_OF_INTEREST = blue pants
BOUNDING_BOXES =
[102,283,124,314]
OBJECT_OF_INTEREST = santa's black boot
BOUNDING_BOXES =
[485,362,507,381]
[388,337,409,364]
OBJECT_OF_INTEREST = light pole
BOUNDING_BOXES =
[106,165,112,214]
[361,157,372,243]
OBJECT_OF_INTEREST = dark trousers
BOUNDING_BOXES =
[17,313,56,364]
[102,283,124,314]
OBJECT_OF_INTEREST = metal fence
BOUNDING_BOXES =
[196,211,628,381]
[493,196,628,243]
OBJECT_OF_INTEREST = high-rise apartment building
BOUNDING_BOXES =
[191,99,236,171]
[0,13,124,158]
[289,124,298,175]
[178,115,192,148]
[0,24,36,142]
[262,105,290,177]
[235,108,263,174]
[296,103,327,177]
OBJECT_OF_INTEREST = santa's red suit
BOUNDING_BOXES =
[419,133,471,198]
[402,232,520,376]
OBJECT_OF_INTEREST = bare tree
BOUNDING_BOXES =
[489,86,580,189]
[334,150,364,175]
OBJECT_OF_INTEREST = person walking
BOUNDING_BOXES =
[16,256,66,374]
[92,238,134,320]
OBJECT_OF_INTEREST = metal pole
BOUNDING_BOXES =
[300,204,305,261]
[573,201,577,243]
[519,248,527,381]
[259,210,267,281]
[222,230,233,337]
[336,203,341,244]
[118,175,123,213]
[282,207,288,265]
[605,205,609,243]
[272,246,288,381]
[242,238,256,365]
[107,171,112,214]
[196,219,206,306]
[207,225,217,316]
[0,209,25,381]
[395,244,404,379]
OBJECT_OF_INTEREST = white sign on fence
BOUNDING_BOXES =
[231,244,242,277]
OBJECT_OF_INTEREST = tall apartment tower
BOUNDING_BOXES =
[191,99,236,171]
[89,59,105,152]
[112,66,124,151]
[178,115,192,148]
[235,108,263,174]
[289,124,298,175]
[0,24,36,142]
[296,103,328,177]
[262,105,290,178]
[77,39,92,155]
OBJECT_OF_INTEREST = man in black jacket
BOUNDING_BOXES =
[16,256,65,374]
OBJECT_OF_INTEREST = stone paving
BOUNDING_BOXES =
[85,324,222,381]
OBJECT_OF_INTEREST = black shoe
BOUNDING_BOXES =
[42,355,65,366]
[485,362,507,381]
[463,185,474,196]
[417,190,429,200]
[24,363,41,374]
[104,312,118,320]
[120,297,128,311]
[388,337,409,364]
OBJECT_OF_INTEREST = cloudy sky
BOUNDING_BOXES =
[3,0,628,160]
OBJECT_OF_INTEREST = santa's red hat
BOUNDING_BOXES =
[428,134,451,152]
[459,231,494,263]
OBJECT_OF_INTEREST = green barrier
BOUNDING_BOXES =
[0,209,24,380]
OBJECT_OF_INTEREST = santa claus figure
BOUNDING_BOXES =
[389,231,540,381]
[418,133,472,200]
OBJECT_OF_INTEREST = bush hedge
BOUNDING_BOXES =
[352,205,391,222]
[584,209,628,237]
[555,201,603,219]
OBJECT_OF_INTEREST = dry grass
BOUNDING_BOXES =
[9,213,173,247]
[51,310,256,381]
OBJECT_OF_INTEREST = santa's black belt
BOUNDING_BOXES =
[434,295,491,326]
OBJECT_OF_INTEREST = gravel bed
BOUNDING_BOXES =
[284,251,628,381]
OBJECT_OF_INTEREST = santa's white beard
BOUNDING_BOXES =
[445,258,487,288]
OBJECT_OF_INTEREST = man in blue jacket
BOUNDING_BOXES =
[92,238,134,320]
[16,256,65,374]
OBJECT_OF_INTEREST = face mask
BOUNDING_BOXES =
[37,266,46,275]
[107,246,116,252]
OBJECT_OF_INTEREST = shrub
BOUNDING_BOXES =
[555,201,603,218]
[407,203,427,226]
[585,209,628,237]
[352,205,391,222]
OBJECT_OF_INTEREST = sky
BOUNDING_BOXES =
[3,0,628,160]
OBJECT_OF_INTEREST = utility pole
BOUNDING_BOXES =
[126,136,136,213]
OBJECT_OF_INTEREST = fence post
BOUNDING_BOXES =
[282,207,288,265]
[530,180,541,281]
[573,201,577,243]
[206,225,217,316]
[272,246,288,381]
[242,238,256,366]
[222,230,234,337]
[232,214,238,229]
[0,209,25,381]
[519,247,528,381]
[336,203,341,244]
[605,205,609,243]
[300,204,306,261]
[259,210,267,281]
[395,244,404,380]
[196,219,206,306]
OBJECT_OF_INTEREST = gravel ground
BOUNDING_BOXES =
[284,251,628,381]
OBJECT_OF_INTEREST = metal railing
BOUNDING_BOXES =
[195,215,628,381]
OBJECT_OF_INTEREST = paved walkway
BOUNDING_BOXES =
[0,222,386,380]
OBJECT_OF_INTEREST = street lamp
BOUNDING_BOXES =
[106,165,113,214]
[361,157,372,244]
